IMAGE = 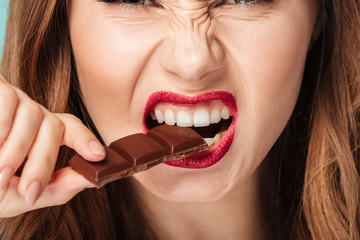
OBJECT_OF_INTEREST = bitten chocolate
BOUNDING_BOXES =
[69,125,208,187]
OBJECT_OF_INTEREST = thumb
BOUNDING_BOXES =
[0,167,94,218]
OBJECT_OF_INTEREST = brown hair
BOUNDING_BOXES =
[0,0,359,239]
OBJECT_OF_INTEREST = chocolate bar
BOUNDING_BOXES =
[69,125,208,187]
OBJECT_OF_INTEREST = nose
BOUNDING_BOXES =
[159,16,224,83]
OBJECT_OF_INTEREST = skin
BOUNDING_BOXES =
[0,75,104,217]
[0,0,317,239]
[67,0,318,238]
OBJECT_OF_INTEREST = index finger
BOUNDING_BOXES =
[55,113,105,162]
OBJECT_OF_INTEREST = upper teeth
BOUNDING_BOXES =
[193,108,211,127]
[149,102,232,128]
[176,111,192,127]
[164,110,176,125]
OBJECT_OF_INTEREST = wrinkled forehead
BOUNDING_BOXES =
[156,0,220,19]
[157,0,219,10]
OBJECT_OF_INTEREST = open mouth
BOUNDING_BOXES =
[143,91,237,168]
[145,101,233,148]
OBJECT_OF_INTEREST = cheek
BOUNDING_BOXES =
[244,21,308,131]
[68,3,162,141]
[219,14,314,169]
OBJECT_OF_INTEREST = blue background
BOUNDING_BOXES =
[0,0,9,63]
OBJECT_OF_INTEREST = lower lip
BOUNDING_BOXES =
[143,91,238,169]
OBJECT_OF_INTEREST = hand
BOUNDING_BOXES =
[0,75,105,218]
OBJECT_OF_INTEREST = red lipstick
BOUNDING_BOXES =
[143,91,237,168]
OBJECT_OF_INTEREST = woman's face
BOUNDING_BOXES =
[68,0,317,202]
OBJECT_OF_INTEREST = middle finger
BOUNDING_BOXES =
[0,101,44,184]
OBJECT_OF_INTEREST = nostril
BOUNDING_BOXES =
[158,32,224,82]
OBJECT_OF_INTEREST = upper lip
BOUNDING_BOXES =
[143,91,238,133]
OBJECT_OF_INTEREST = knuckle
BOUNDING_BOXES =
[25,103,44,124]
[40,115,65,144]
[60,113,82,123]
[1,145,27,166]
[1,148,19,163]
[48,114,65,135]
[0,86,18,105]
[42,156,56,175]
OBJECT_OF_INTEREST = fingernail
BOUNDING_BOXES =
[25,180,43,205]
[89,140,105,157]
[0,166,14,189]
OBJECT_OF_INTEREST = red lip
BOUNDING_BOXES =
[143,91,237,168]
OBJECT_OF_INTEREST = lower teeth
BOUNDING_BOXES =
[204,130,226,147]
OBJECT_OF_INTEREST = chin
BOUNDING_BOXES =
[131,149,242,203]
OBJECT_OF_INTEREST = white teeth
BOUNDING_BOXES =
[150,111,156,120]
[210,108,221,124]
[149,105,230,148]
[164,110,176,125]
[204,130,226,148]
[150,105,231,127]
[176,111,193,127]
[193,108,211,127]
[155,109,164,124]
[213,133,221,143]
[221,108,231,120]
[221,131,226,137]
[204,138,214,147]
